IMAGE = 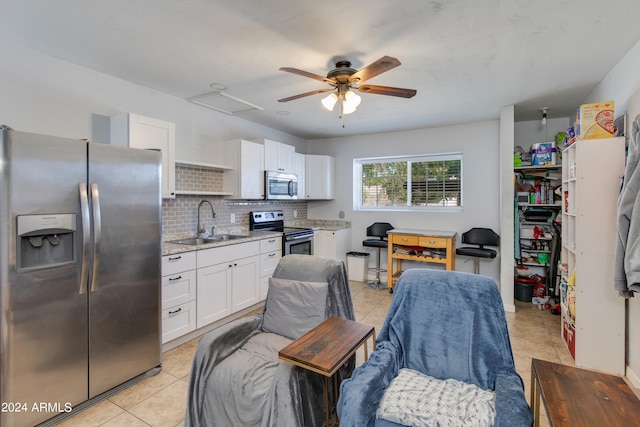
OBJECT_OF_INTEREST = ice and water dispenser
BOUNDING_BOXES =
[16,214,76,272]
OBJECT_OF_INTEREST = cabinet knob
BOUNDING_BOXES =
[168,256,182,261]
[168,275,182,282]
[168,307,182,315]
[429,240,436,244]
[402,238,408,242]
[268,253,276,257]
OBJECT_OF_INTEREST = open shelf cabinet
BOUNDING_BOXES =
[560,137,625,375]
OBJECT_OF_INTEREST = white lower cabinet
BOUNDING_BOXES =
[313,228,351,264]
[162,301,196,344]
[161,252,197,344]
[162,237,281,343]
[196,241,260,328]
[196,261,233,328]
[259,236,282,300]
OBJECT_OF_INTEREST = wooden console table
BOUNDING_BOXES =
[531,358,640,426]
[278,317,376,427]
[387,229,457,290]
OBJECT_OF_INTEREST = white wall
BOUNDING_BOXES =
[514,117,571,151]
[578,38,640,384]
[0,40,307,161]
[306,120,503,285]
[500,105,516,312]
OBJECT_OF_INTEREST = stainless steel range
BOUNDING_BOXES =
[250,210,314,255]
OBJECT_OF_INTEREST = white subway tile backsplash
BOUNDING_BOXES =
[162,165,307,237]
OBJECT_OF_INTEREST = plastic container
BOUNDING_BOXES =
[347,252,369,282]
[514,276,535,302]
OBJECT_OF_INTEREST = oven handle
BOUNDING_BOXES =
[285,234,313,242]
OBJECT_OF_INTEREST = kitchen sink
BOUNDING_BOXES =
[168,235,248,245]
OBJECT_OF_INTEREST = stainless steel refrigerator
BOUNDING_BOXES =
[0,126,162,427]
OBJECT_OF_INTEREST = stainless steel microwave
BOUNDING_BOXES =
[265,170,298,200]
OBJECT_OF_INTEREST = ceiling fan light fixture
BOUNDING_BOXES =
[321,92,339,111]
[344,90,361,109]
[341,99,358,115]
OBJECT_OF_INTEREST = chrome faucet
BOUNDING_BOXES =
[197,200,216,237]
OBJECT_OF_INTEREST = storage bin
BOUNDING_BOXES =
[514,277,534,302]
[347,251,369,282]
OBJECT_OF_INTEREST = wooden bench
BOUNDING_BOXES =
[531,358,640,426]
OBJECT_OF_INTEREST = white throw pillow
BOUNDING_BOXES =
[376,368,496,427]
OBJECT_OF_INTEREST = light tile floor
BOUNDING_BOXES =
[55,280,619,426]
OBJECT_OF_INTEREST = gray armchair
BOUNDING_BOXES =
[337,269,533,427]
[185,255,355,427]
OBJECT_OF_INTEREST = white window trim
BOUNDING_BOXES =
[353,152,463,212]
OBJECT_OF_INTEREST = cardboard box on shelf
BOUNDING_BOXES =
[578,101,615,139]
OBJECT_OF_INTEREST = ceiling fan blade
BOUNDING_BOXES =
[278,89,332,102]
[349,56,401,83]
[279,67,335,84]
[358,85,417,98]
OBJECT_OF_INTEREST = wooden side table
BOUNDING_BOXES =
[278,317,376,427]
[531,358,640,426]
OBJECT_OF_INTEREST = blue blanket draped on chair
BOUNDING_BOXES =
[337,269,533,427]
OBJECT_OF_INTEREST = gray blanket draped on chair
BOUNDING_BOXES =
[185,255,355,427]
[337,269,533,427]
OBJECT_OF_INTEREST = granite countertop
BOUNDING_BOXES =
[286,219,351,231]
[162,230,282,256]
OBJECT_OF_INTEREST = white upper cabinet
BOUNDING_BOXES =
[256,138,295,173]
[294,152,306,199]
[305,154,335,200]
[110,113,176,199]
[223,139,265,200]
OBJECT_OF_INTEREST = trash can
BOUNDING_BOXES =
[347,251,369,282]
[514,276,536,302]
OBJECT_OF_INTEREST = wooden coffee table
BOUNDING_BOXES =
[278,317,376,427]
[531,358,640,426]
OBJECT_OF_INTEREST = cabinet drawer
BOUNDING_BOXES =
[197,241,260,268]
[418,236,447,248]
[162,269,196,310]
[260,250,282,277]
[162,300,196,344]
[162,251,196,276]
[391,234,419,246]
[260,236,282,253]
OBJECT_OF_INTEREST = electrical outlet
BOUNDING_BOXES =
[230,213,235,223]
[293,210,297,218]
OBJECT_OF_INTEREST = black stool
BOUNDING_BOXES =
[362,222,394,289]
[456,228,500,274]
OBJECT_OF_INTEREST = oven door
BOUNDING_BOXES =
[284,234,313,256]
[265,171,298,200]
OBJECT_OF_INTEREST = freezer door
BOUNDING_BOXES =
[87,143,161,398]
[0,129,89,427]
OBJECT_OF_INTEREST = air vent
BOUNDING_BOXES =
[188,91,264,115]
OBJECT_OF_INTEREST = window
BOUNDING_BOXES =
[353,152,462,211]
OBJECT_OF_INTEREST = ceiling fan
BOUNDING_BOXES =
[278,56,417,117]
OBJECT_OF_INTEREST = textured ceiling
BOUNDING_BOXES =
[2,0,639,139]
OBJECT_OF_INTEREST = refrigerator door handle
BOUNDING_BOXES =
[79,183,90,294]
[90,183,102,292]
